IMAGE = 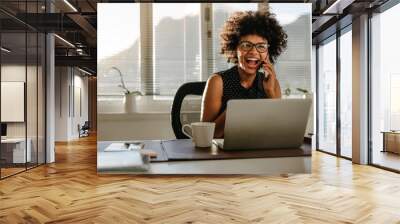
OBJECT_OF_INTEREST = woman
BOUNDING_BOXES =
[201,10,287,138]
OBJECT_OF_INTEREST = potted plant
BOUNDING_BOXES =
[124,90,143,113]
[283,86,312,99]
[107,67,143,113]
[284,87,291,97]
[296,88,312,99]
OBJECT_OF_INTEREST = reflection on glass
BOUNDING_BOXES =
[340,28,352,158]
[27,31,38,169]
[1,32,27,177]
[371,4,400,171]
[318,36,337,154]
[0,1,46,179]
[38,32,46,165]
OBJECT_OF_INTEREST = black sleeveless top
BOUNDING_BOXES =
[216,65,267,115]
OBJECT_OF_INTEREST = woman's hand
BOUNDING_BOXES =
[262,55,281,98]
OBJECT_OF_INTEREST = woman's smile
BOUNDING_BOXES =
[237,34,268,75]
[239,52,264,75]
[244,56,261,69]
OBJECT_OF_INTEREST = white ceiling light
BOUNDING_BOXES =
[78,67,93,76]
[1,47,11,53]
[54,34,75,48]
[63,0,78,12]
[323,0,355,15]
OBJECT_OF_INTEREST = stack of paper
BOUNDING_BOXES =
[103,143,129,152]
[98,144,149,173]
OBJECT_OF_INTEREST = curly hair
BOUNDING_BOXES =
[220,10,287,64]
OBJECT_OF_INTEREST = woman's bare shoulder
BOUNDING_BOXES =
[207,73,223,87]
[203,73,223,98]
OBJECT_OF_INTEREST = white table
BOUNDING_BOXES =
[97,140,311,175]
[1,138,31,163]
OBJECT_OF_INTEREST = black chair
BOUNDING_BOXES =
[171,81,206,139]
[78,121,90,138]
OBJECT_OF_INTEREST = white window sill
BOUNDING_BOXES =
[98,95,202,114]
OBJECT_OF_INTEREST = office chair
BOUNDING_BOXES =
[171,81,206,139]
[79,121,90,138]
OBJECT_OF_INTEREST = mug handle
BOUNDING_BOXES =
[181,124,192,139]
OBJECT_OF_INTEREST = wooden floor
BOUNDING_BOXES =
[1,163,44,178]
[1,167,26,178]
[1,135,400,223]
[373,150,400,171]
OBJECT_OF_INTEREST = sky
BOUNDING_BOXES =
[97,3,311,60]
[98,3,140,61]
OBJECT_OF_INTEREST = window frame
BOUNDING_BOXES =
[315,23,353,160]
[144,3,263,100]
[150,3,204,100]
[368,0,400,172]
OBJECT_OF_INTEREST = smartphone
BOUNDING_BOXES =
[258,61,265,73]
[258,61,269,79]
[124,141,144,150]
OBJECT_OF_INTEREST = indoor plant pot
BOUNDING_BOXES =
[124,91,143,113]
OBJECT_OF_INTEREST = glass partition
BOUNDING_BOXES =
[317,35,337,155]
[370,3,400,171]
[38,32,46,165]
[339,26,352,158]
[27,30,38,169]
[0,1,46,179]
[1,31,28,177]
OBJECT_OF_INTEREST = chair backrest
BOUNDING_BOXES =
[171,81,206,139]
[83,121,90,128]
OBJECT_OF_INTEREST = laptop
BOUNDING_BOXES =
[213,98,312,150]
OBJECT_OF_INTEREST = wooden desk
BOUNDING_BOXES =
[97,140,311,175]
[382,131,400,154]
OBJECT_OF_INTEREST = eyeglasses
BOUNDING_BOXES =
[238,41,269,53]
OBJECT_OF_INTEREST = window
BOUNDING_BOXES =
[97,3,313,105]
[371,3,400,171]
[212,3,258,73]
[97,4,141,98]
[317,35,337,154]
[340,26,352,158]
[269,4,312,95]
[153,3,201,97]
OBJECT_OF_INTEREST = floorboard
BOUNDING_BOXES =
[1,135,399,223]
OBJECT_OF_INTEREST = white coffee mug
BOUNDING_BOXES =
[182,122,215,147]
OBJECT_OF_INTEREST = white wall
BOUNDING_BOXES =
[1,65,32,138]
[98,113,175,141]
[71,73,89,138]
[55,67,69,141]
[97,95,173,141]
[1,64,46,163]
[1,65,26,146]
[55,67,89,141]
[98,96,201,140]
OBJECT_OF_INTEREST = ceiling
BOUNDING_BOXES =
[0,0,391,75]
